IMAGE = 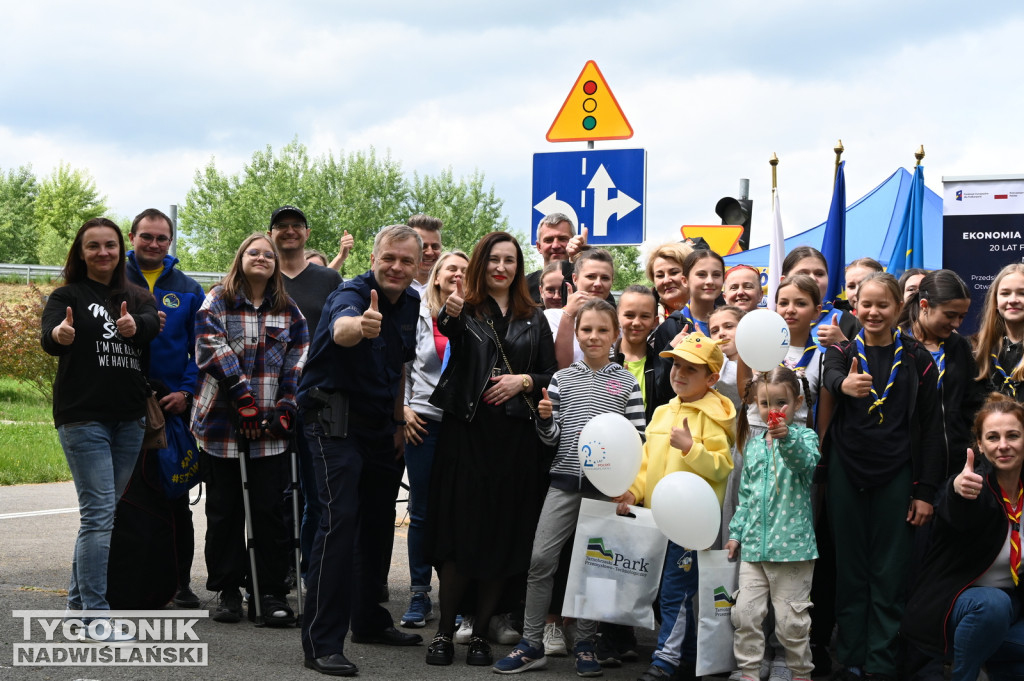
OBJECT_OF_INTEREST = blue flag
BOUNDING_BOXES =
[821,160,846,305]
[885,165,925,278]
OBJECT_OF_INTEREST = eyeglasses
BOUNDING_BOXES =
[245,249,276,260]
[272,222,307,231]
[136,233,171,244]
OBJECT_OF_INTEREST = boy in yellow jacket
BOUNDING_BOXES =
[614,333,736,681]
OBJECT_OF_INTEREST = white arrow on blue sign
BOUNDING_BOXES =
[532,149,647,246]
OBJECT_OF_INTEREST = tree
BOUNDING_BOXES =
[34,163,107,265]
[404,168,517,255]
[607,245,646,290]
[0,165,39,264]
[178,140,511,275]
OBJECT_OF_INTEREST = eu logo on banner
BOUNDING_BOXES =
[532,149,646,246]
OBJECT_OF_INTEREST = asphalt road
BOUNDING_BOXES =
[0,481,666,681]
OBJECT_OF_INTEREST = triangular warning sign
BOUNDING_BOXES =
[680,225,746,256]
[546,61,633,143]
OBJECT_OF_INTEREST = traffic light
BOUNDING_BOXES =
[716,188,752,251]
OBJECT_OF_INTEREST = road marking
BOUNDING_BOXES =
[0,507,78,520]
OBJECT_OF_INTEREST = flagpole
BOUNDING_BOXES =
[915,144,925,166]
[833,139,844,181]
[770,153,779,208]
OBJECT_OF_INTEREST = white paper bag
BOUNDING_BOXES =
[561,499,668,629]
[695,549,739,676]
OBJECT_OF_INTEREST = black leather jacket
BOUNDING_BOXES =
[429,303,556,422]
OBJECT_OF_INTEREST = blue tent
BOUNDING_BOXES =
[723,168,943,270]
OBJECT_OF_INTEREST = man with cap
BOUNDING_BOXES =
[299,224,424,676]
[267,205,342,580]
[125,207,206,608]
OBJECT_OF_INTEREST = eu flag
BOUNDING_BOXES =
[885,165,925,278]
[821,160,846,305]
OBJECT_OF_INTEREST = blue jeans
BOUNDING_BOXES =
[58,419,144,611]
[950,586,1024,681]
[404,417,440,592]
[652,541,699,673]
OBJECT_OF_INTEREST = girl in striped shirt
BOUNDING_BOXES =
[493,299,645,676]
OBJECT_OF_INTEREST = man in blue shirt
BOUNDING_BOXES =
[299,224,423,677]
[125,208,206,608]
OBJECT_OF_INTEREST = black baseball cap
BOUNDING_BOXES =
[270,205,308,227]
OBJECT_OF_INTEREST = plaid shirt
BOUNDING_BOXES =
[192,286,309,459]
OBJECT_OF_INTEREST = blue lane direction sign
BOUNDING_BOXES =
[532,149,646,246]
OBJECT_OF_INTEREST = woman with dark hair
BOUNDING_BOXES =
[41,217,159,642]
[424,231,556,666]
[781,246,860,349]
[899,269,983,477]
[193,232,309,627]
[902,393,1024,681]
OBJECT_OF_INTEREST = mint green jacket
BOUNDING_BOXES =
[728,424,820,562]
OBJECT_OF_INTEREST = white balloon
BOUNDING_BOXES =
[734,309,790,371]
[577,412,643,497]
[650,472,721,550]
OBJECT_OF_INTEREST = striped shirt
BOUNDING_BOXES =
[538,361,646,492]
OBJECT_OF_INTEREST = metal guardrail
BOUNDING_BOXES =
[0,263,225,287]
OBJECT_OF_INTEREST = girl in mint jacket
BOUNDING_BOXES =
[726,367,820,681]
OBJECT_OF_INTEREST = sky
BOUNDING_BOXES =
[3,0,1024,252]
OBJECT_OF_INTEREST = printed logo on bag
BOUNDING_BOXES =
[713,586,736,616]
[584,537,650,575]
[162,293,180,309]
[12,610,208,667]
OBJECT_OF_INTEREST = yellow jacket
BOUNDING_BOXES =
[628,388,736,507]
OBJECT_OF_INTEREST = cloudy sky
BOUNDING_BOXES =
[3,1,1023,249]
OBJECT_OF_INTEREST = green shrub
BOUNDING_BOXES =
[0,283,58,400]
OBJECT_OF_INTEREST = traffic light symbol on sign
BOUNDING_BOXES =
[547,61,633,143]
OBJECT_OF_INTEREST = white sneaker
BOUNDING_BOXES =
[543,621,567,657]
[454,616,474,644]
[768,659,792,681]
[488,613,521,645]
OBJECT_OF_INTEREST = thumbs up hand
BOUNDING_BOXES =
[954,448,985,500]
[841,357,873,398]
[538,387,553,420]
[817,312,848,346]
[670,323,692,350]
[53,306,76,345]
[567,226,589,260]
[361,289,383,339]
[116,300,137,338]
[671,417,694,454]
[445,278,465,318]
[339,230,354,261]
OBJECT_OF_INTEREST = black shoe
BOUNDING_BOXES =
[426,632,454,665]
[248,594,296,627]
[595,633,621,668]
[212,589,243,623]
[466,636,493,666]
[172,585,200,609]
[351,625,422,646]
[304,653,358,676]
[811,645,833,677]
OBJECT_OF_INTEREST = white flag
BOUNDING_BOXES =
[767,188,784,311]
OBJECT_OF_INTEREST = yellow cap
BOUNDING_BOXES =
[659,334,724,374]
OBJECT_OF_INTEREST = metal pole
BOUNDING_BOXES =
[169,204,178,258]
[770,153,779,209]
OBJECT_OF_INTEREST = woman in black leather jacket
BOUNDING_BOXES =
[424,231,556,666]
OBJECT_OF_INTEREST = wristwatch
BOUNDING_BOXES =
[180,390,194,407]
[521,374,531,391]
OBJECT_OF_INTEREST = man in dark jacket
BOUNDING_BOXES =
[125,207,206,608]
[298,224,424,676]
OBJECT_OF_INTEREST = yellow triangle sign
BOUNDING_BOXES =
[546,61,633,143]
[679,225,746,256]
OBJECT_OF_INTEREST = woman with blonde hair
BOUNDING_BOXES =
[975,263,1024,399]
[645,241,694,322]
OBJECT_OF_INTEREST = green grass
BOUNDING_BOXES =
[0,377,69,484]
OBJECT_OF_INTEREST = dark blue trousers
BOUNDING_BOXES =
[300,420,404,659]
